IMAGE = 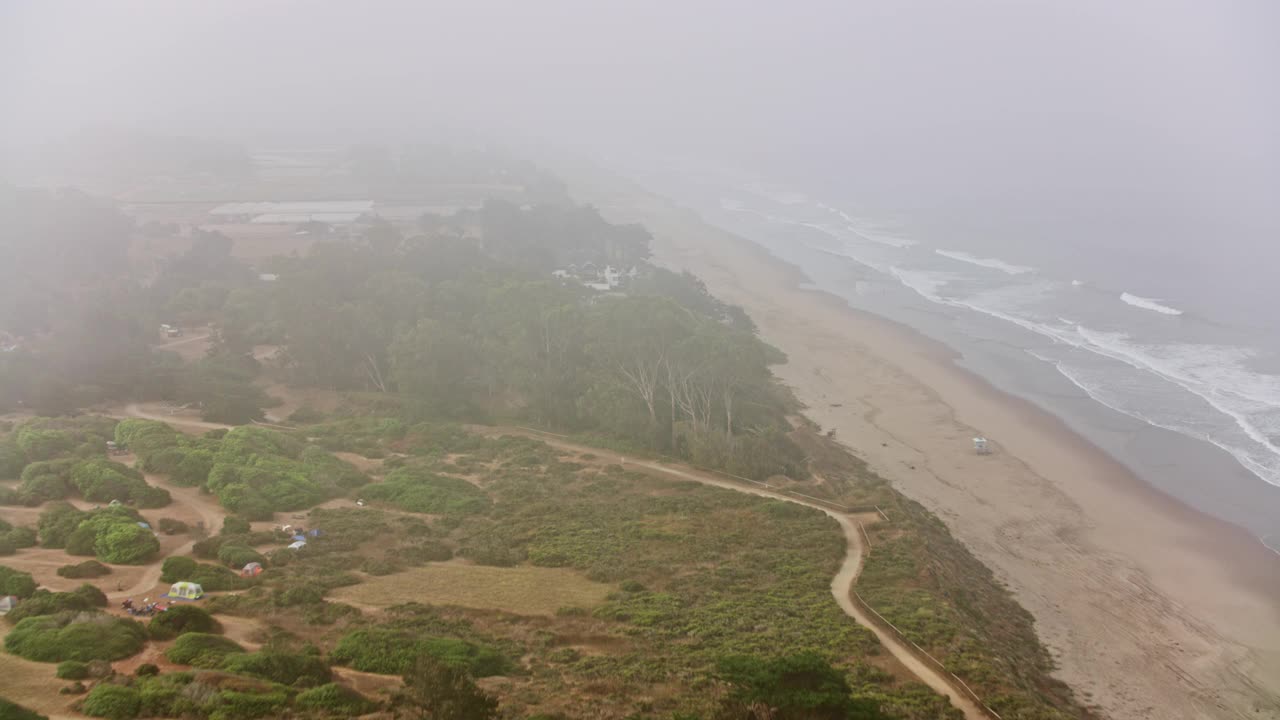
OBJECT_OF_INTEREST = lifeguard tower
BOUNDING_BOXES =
[973,437,990,455]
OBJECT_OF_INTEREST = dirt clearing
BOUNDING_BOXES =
[330,562,614,616]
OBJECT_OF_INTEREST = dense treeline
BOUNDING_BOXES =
[0,190,801,479]
[237,200,804,479]
[0,189,258,416]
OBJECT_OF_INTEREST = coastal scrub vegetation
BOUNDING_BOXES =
[4,611,147,662]
[0,165,1088,720]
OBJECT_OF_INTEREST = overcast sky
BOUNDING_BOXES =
[3,1,1278,200]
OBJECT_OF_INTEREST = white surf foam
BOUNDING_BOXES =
[880,268,1280,489]
[850,226,916,248]
[1027,348,1280,488]
[935,249,1034,275]
[816,202,917,247]
[1120,292,1183,316]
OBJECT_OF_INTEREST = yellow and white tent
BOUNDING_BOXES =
[167,581,204,600]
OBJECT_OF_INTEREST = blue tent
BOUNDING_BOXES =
[291,534,306,542]
[306,528,323,538]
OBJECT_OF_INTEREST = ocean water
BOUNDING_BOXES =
[623,163,1280,555]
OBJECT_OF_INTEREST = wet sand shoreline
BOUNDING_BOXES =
[579,185,1280,720]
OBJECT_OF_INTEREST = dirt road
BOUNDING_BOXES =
[480,426,990,720]
[107,472,228,601]
[116,402,231,433]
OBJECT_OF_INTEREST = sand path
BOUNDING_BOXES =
[476,426,990,720]
[106,471,228,601]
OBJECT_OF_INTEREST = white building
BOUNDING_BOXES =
[209,201,374,225]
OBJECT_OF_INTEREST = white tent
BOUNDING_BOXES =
[167,582,204,600]
[287,540,307,550]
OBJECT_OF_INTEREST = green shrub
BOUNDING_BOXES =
[141,447,185,475]
[4,527,37,549]
[148,604,222,640]
[221,650,332,686]
[156,518,188,535]
[70,459,171,508]
[162,559,251,591]
[217,544,264,569]
[134,663,160,677]
[360,557,403,576]
[0,440,25,478]
[192,535,224,559]
[330,628,509,677]
[114,420,180,459]
[400,541,453,565]
[81,683,142,720]
[73,582,108,607]
[36,501,87,548]
[3,525,36,545]
[173,449,215,487]
[56,660,91,679]
[18,459,77,503]
[188,562,250,592]
[221,516,251,535]
[358,465,489,515]
[160,556,197,582]
[57,560,112,579]
[93,521,160,564]
[0,697,48,720]
[272,584,323,607]
[4,611,147,662]
[165,632,245,668]
[213,689,287,719]
[0,564,37,597]
[136,676,184,717]
[15,427,75,461]
[295,683,376,715]
[65,524,98,556]
[4,585,103,622]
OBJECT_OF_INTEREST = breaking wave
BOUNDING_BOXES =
[1121,292,1183,316]
[935,249,1034,275]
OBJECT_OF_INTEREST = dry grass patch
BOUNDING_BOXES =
[331,562,614,616]
[0,628,77,718]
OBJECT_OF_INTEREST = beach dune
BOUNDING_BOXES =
[589,190,1280,720]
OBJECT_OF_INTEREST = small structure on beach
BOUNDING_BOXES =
[973,437,990,455]
[166,582,204,600]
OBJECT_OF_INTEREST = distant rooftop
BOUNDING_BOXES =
[251,212,365,224]
[209,200,374,216]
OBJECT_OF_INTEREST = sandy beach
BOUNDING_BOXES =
[583,188,1280,720]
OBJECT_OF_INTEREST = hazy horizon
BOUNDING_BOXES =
[5,1,1279,202]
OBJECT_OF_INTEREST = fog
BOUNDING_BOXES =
[4,1,1278,204]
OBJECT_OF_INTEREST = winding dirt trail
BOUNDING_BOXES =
[107,470,229,601]
[479,426,989,720]
[117,402,231,433]
[102,407,986,716]
[95,404,233,599]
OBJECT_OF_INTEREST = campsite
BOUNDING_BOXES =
[0,116,1090,720]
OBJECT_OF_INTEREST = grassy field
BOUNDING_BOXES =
[330,562,614,616]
